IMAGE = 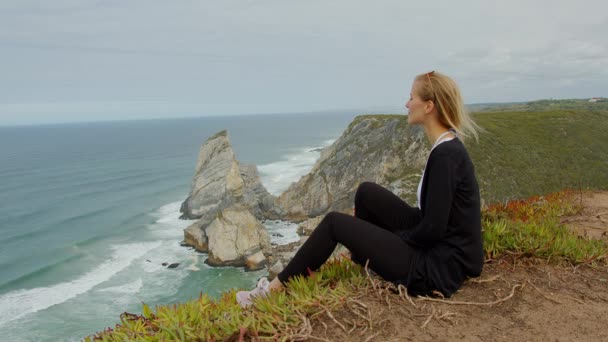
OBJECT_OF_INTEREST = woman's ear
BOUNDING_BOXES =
[424,100,435,114]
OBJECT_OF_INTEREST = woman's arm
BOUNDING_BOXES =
[401,151,458,249]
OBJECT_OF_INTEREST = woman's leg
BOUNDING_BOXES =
[277,211,417,285]
[354,181,422,233]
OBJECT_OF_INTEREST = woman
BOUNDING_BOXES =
[236,71,483,307]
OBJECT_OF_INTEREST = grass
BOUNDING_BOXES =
[85,258,368,341]
[482,190,607,263]
[466,109,608,204]
[86,189,608,341]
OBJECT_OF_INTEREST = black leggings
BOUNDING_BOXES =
[277,181,422,284]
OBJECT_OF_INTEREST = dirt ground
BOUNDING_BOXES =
[561,190,608,241]
[301,191,608,342]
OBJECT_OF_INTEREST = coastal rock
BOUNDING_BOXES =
[179,130,278,222]
[167,263,180,269]
[268,260,284,280]
[275,115,429,222]
[183,219,210,252]
[239,163,279,220]
[204,203,271,268]
[179,130,244,220]
[244,250,268,271]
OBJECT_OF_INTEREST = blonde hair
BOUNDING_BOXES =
[414,71,481,142]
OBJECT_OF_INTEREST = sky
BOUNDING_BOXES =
[0,0,606,126]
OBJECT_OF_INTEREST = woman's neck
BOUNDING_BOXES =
[424,122,453,146]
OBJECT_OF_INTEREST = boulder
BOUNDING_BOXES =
[268,260,284,280]
[244,250,268,271]
[183,219,210,252]
[204,203,271,268]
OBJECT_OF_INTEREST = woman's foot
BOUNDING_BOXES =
[236,277,271,308]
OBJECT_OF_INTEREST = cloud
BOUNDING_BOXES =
[0,0,607,124]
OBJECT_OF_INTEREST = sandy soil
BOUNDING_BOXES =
[296,191,608,342]
[561,190,608,241]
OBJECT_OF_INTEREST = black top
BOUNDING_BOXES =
[397,138,483,297]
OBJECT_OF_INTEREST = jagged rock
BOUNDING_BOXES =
[204,203,271,267]
[239,163,279,220]
[162,262,168,266]
[274,115,429,222]
[167,263,180,269]
[180,130,244,220]
[179,130,278,224]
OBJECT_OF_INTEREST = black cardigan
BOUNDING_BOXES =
[397,138,483,297]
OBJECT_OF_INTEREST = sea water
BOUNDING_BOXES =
[0,111,359,341]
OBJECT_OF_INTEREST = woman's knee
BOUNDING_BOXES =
[322,211,341,224]
[355,181,377,203]
[317,211,348,236]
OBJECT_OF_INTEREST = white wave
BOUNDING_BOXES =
[96,278,143,294]
[0,241,161,326]
[321,139,336,147]
[258,140,335,196]
[156,201,183,217]
[186,254,200,271]
[147,201,195,239]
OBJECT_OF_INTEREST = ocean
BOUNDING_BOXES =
[0,111,360,341]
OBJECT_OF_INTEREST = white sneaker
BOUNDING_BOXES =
[236,277,270,308]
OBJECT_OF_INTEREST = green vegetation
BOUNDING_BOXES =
[469,98,608,113]
[87,190,607,341]
[86,257,369,341]
[467,107,608,204]
[343,114,404,136]
[482,190,607,263]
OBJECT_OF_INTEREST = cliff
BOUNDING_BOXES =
[274,115,429,222]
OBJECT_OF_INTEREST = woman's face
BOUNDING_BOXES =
[405,81,429,126]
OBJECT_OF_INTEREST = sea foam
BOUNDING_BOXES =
[97,278,143,294]
[258,139,335,196]
[0,241,161,326]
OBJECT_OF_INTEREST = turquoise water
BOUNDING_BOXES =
[0,111,358,341]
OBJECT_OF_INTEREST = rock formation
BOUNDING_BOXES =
[180,130,276,270]
[274,115,429,222]
[239,163,279,220]
[180,115,431,274]
[184,203,271,271]
[204,203,271,271]
[179,130,277,221]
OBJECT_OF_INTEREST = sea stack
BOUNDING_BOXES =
[180,130,276,270]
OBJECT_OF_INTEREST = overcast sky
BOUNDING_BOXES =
[1,0,606,126]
